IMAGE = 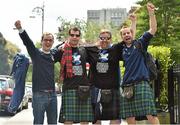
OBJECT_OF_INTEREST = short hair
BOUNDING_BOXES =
[99,29,112,38]
[119,26,133,36]
[41,32,54,42]
[68,27,81,36]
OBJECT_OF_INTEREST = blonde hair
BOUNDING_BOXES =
[119,26,133,36]
[99,29,112,38]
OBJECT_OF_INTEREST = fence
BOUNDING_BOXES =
[168,64,180,124]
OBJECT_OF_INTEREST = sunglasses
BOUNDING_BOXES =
[43,39,53,42]
[70,34,80,37]
[99,36,111,41]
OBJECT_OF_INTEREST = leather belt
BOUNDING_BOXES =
[40,90,54,93]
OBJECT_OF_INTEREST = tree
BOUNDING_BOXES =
[136,0,180,63]
[84,21,101,42]
[0,32,20,75]
[56,16,123,45]
[56,16,87,42]
[84,21,122,43]
[133,0,179,110]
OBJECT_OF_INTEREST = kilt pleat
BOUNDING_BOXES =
[120,81,157,119]
[101,89,120,120]
[59,89,94,123]
[91,87,120,120]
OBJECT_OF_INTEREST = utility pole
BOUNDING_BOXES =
[30,1,45,36]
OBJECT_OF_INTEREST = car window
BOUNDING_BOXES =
[8,79,15,88]
[0,80,7,89]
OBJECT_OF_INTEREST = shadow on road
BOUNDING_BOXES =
[0,111,12,117]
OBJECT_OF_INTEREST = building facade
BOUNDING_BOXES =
[87,8,127,27]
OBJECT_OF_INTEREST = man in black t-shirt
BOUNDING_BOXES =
[58,27,94,124]
[85,14,136,124]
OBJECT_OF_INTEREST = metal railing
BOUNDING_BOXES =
[168,64,180,123]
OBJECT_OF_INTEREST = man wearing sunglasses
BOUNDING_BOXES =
[68,30,81,47]
[85,14,136,124]
[99,33,112,49]
[59,27,94,124]
[86,29,122,125]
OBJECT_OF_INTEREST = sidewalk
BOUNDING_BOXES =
[5,107,128,125]
[5,107,32,125]
[5,101,129,125]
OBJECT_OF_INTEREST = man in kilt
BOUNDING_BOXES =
[58,27,94,124]
[119,2,160,124]
[85,15,136,124]
[86,29,122,124]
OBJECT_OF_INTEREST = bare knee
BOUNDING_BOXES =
[146,115,160,125]
[80,122,89,125]
[110,120,120,125]
[126,117,135,125]
[64,121,73,125]
[93,120,101,125]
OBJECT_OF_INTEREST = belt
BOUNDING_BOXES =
[122,79,149,87]
[40,90,54,93]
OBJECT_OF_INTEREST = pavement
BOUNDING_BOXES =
[4,95,148,125]
[5,106,33,125]
[5,107,128,125]
[4,102,129,125]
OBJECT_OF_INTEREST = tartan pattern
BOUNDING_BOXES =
[101,89,120,120]
[91,87,120,120]
[59,90,94,123]
[60,43,73,80]
[120,81,157,119]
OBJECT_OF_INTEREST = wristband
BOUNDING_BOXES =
[149,13,155,16]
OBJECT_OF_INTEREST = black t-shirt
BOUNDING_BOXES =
[62,47,89,90]
[86,43,123,89]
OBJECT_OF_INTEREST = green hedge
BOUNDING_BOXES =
[148,46,172,108]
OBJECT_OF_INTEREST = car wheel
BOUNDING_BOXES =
[23,102,28,109]
[6,111,16,116]
[17,105,23,112]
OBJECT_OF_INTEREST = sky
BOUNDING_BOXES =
[0,0,139,53]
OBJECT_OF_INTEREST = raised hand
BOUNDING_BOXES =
[14,20,22,30]
[147,2,157,35]
[147,2,156,14]
[129,13,136,22]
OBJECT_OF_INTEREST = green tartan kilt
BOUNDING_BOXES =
[120,81,157,119]
[59,89,94,123]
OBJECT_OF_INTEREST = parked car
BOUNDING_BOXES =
[55,83,61,94]
[25,84,32,102]
[0,75,29,115]
[21,87,29,109]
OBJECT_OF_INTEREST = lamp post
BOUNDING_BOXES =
[30,1,45,36]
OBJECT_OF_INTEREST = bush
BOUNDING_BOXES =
[147,46,172,109]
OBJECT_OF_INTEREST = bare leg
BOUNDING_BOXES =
[146,115,160,125]
[110,120,120,125]
[93,120,101,125]
[64,121,73,125]
[126,117,136,125]
[80,122,89,125]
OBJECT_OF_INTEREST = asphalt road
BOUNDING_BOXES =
[0,95,129,125]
